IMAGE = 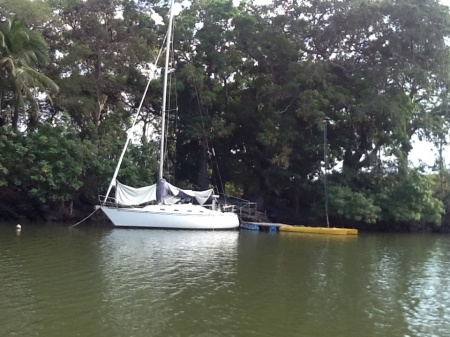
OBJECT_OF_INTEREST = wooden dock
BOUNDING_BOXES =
[240,222,358,235]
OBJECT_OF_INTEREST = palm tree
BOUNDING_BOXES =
[0,18,59,130]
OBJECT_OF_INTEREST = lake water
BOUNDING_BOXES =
[1,223,450,337]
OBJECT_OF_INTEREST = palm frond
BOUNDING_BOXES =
[19,66,59,93]
[0,17,57,129]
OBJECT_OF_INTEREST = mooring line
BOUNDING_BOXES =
[69,207,100,228]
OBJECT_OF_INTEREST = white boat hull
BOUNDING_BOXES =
[99,204,239,230]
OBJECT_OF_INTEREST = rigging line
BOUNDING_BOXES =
[172,37,179,183]
[323,118,330,228]
[159,0,175,180]
[179,47,226,198]
[187,63,225,196]
[103,30,168,203]
[165,60,172,181]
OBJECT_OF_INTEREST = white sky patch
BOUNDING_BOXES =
[152,1,185,25]
[409,136,438,168]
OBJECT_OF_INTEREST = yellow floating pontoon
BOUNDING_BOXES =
[279,225,358,235]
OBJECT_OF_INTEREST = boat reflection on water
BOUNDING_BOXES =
[100,229,240,268]
[98,229,240,335]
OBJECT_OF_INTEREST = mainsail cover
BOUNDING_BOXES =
[115,181,157,205]
[157,179,213,205]
[115,179,214,206]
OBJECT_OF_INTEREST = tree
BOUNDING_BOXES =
[374,168,444,229]
[43,0,169,146]
[41,0,164,201]
[0,0,54,27]
[0,123,94,219]
[0,18,58,130]
[161,0,245,191]
[232,0,450,224]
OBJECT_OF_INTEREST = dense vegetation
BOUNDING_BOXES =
[1,0,450,231]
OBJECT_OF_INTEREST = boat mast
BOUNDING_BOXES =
[159,0,175,180]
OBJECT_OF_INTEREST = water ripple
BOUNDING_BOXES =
[2,226,450,337]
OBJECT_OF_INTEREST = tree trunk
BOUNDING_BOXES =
[0,89,4,127]
[12,97,20,131]
[295,187,300,219]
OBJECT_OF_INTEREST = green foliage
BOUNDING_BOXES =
[328,183,381,224]
[44,0,160,145]
[0,124,93,204]
[224,181,243,198]
[0,0,54,26]
[117,141,159,187]
[0,17,58,130]
[374,169,444,225]
[321,168,444,227]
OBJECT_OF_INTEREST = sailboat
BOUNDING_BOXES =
[98,0,240,230]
